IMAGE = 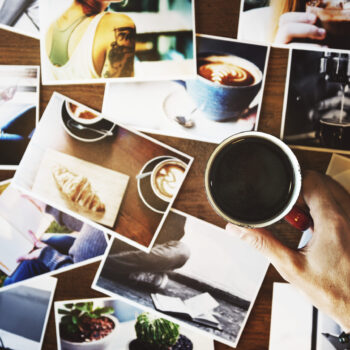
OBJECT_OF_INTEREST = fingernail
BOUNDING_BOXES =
[317,28,326,37]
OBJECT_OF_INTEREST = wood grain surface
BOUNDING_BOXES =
[0,0,337,349]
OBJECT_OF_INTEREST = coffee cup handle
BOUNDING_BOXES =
[284,206,313,231]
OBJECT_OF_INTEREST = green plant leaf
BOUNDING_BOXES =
[64,303,74,309]
[99,307,114,315]
[67,323,78,334]
[58,309,70,315]
[72,315,78,325]
[60,315,72,325]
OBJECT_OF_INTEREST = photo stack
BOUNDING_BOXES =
[1,0,350,349]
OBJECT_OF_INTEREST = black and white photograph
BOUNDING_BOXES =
[238,0,350,51]
[0,0,39,39]
[281,48,350,154]
[39,0,196,85]
[0,276,56,350]
[93,209,269,348]
[0,179,109,290]
[0,65,39,169]
[269,283,344,350]
[103,34,269,143]
[55,297,214,350]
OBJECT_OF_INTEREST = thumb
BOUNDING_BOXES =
[226,223,303,281]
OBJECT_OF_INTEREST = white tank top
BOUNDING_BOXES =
[47,13,105,81]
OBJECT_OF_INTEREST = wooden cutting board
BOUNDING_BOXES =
[32,149,129,228]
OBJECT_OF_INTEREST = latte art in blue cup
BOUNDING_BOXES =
[185,54,262,121]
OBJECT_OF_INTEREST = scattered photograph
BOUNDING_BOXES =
[326,153,350,193]
[0,276,56,350]
[238,0,350,51]
[13,93,193,251]
[0,65,39,169]
[0,180,109,289]
[92,209,269,347]
[281,48,350,155]
[0,0,39,39]
[269,283,343,350]
[102,34,269,143]
[55,297,214,350]
[39,0,196,85]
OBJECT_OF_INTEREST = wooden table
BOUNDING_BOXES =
[0,0,334,349]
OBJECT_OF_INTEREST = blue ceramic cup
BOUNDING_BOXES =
[186,53,263,121]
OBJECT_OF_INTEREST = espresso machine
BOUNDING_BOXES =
[320,51,350,85]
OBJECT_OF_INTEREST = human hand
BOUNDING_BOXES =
[274,12,326,45]
[16,230,47,263]
[226,171,350,331]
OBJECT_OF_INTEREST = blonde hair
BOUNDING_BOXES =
[269,0,305,41]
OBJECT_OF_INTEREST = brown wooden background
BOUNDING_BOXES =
[0,0,335,349]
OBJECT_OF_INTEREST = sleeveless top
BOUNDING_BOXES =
[49,15,86,66]
[46,13,105,81]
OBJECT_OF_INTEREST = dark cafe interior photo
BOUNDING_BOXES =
[0,0,350,350]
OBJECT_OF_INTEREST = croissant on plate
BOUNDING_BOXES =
[52,165,105,212]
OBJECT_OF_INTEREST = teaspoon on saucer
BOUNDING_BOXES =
[67,120,114,137]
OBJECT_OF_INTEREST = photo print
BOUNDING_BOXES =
[39,0,196,85]
[0,65,39,169]
[0,0,39,39]
[281,48,350,154]
[269,283,344,350]
[0,180,109,290]
[102,34,269,143]
[12,93,193,251]
[92,209,269,347]
[0,276,56,350]
[326,153,350,193]
[55,297,214,350]
[238,0,350,51]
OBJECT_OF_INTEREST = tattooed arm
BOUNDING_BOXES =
[96,13,136,79]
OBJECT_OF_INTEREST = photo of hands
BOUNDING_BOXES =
[103,34,269,143]
[39,0,195,84]
[238,0,350,51]
[12,93,193,251]
[54,297,214,350]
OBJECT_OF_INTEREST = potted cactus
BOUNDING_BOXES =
[129,313,193,350]
[58,302,119,350]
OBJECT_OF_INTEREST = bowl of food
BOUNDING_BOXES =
[65,100,103,125]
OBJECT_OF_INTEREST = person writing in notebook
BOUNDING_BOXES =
[226,171,350,342]
[45,0,136,80]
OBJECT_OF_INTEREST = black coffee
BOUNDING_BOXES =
[208,137,295,223]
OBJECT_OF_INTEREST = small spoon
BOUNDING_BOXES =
[136,171,152,180]
[68,120,114,136]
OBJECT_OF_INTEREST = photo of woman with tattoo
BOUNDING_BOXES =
[40,0,195,84]
[44,0,136,81]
